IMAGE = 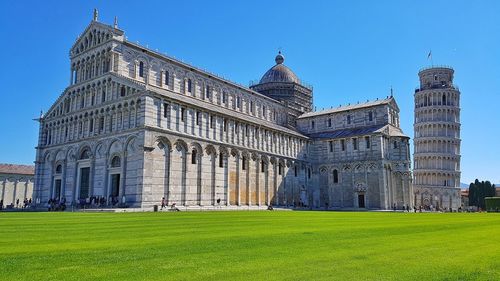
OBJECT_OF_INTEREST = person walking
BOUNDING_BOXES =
[161,197,166,210]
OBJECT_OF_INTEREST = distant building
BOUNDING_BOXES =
[460,189,469,208]
[496,187,500,197]
[0,164,35,208]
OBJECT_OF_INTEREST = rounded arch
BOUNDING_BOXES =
[125,135,139,153]
[107,138,124,156]
[79,148,91,160]
[174,139,188,152]
[332,169,339,183]
[110,155,121,168]
[155,136,172,151]
[205,144,217,156]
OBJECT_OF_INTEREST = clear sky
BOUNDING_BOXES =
[0,0,498,184]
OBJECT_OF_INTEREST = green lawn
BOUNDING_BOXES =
[0,211,499,281]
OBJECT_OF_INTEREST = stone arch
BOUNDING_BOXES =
[107,138,123,156]
[171,139,188,205]
[188,142,203,205]
[153,136,172,205]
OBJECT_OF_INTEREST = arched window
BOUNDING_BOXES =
[164,71,169,86]
[242,156,246,170]
[278,163,283,175]
[55,164,62,174]
[206,85,211,99]
[120,86,126,97]
[80,149,90,160]
[187,79,192,93]
[307,168,311,179]
[347,115,351,124]
[333,169,339,183]
[442,94,446,105]
[139,61,144,77]
[191,149,197,164]
[393,141,398,149]
[111,156,121,168]
[261,160,265,173]
[219,152,224,168]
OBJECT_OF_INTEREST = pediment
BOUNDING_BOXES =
[70,21,124,57]
[387,97,400,112]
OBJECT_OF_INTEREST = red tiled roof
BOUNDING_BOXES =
[0,163,35,175]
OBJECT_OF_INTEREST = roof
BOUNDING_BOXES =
[298,97,396,119]
[259,52,300,84]
[147,87,309,139]
[305,124,408,139]
[122,41,286,106]
[0,164,35,175]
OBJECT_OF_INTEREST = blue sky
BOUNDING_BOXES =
[0,0,498,184]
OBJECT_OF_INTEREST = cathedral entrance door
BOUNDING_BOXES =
[110,174,120,197]
[358,194,365,208]
[54,179,61,200]
[79,167,90,199]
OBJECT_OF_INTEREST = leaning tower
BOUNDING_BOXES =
[413,67,461,211]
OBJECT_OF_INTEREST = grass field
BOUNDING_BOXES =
[0,211,499,281]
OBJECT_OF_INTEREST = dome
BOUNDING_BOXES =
[259,52,300,84]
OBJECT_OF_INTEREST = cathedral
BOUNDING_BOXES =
[33,12,413,210]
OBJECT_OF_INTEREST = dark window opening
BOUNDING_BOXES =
[191,149,197,164]
[139,61,144,78]
[329,141,333,152]
[353,138,358,150]
[111,156,121,167]
[333,170,339,183]
[80,149,91,160]
[242,156,246,170]
[365,136,370,149]
[219,152,224,168]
